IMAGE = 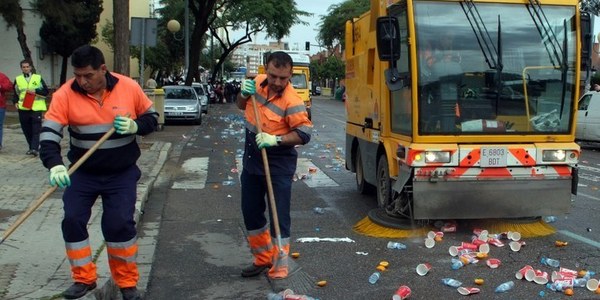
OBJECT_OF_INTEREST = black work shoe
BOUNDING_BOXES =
[120,287,141,300]
[31,150,39,156]
[62,282,97,299]
[25,150,33,155]
[241,263,271,277]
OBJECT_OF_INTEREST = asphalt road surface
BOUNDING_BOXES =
[140,96,600,299]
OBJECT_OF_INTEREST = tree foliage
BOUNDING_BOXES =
[317,0,370,50]
[32,0,102,84]
[0,0,32,62]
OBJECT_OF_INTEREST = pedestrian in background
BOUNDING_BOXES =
[236,51,313,281]
[0,71,12,151]
[13,59,49,156]
[39,45,158,300]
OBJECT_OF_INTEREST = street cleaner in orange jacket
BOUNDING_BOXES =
[236,51,313,281]
[39,45,158,300]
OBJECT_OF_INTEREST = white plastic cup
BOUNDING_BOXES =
[587,278,599,291]
[425,237,435,249]
[525,269,536,282]
[534,275,549,285]
[478,230,489,242]
[416,263,432,276]
[427,231,436,239]
[507,231,521,241]
[509,241,521,252]
[478,243,490,254]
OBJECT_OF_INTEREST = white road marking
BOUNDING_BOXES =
[576,192,600,202]
[235,157,338,187]
[558,230,600,249]
[171,157,209,189]
[296,158,339,187]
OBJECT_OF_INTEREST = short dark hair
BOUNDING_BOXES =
[266,51,293,70]
[71,45,105,69]
[20,59,32,67]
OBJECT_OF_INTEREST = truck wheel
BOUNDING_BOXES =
[355,148,374,194]
[377,155,392,209]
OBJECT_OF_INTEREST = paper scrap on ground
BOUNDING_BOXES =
[296,237,355,243]
[355,252,369,255]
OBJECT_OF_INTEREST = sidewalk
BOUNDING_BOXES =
[0,116,171,299]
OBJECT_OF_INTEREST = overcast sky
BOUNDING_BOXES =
[231,0,345,54]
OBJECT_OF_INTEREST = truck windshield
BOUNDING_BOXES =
[291,74,308,89]
[413,1,576,135]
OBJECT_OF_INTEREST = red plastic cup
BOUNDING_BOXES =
[515,265,533,280]
[392,285,411,300]
[457,287,480,295]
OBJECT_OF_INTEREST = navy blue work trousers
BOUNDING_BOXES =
[61,165,141,243]
[17,109,42,151]
[241,169,292,238]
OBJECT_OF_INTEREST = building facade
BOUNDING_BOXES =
[0,0,150,89]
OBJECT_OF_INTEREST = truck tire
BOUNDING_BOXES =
[376,155,392,209]
[355,147,374,194]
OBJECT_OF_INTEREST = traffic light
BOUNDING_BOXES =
[305,41,310,51]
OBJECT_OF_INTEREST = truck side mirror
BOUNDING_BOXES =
[376,17,401,61]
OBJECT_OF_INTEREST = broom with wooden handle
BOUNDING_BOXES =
[0,126,117,246]
[250,95,285,257]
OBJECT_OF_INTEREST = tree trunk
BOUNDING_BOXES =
[16,24,32,64]
[60,55,68,85]
[113,0,130,75]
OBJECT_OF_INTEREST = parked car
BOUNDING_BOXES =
[577,91,600,141]
[163,85,202,125]
[192,82,209,114]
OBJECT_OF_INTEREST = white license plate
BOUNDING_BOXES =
[168,112,183,116]
[480,147,507,167]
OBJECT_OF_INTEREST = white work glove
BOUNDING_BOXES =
[241,79,256,98]
[50,165,71,188]
[256,132,278,149]
[113,115,138,135]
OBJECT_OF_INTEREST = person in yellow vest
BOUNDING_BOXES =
[13,59,49,156]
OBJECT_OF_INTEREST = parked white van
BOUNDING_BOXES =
[576,91,600,141]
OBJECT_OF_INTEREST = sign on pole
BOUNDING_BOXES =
[130,18,157,86]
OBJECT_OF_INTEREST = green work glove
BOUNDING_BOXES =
[241,79,256,98]
[50,165,71,188]
[256,132,278,149]
[114,115,138,135]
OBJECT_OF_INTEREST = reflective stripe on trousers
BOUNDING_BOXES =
[247,225,273,266]
[107,237,139,288]
[65,238,97,284]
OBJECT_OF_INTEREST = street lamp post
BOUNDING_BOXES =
[167,0,189,80]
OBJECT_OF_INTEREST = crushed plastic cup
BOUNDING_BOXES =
[424,237,435,249]
[507,231,521,241]
[516,265,533,280]
[449,245,473,257]
[416,263,432,276]
[587,278,599,291]
[457,287,480,295]
[392,285,411,300]
[487,258,501,269]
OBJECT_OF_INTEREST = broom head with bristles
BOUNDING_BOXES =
[353,216,433,238]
